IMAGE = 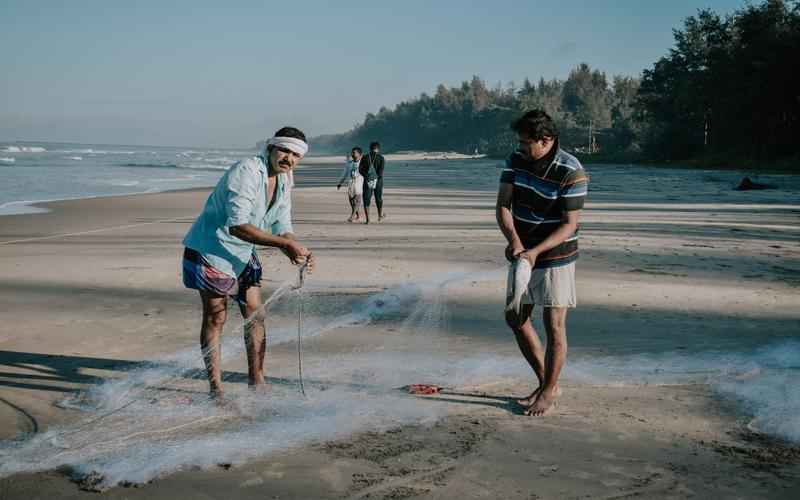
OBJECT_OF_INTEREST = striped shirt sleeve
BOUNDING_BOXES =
[559,169,588,211]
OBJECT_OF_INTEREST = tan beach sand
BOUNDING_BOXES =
[1,173,799,498]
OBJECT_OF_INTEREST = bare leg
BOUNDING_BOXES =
[239,286,266,387]
[363,189,371,224]
[505,305,545,406]
[347,196,358,222]
[376,185,385,220]
[200,291,228,398]
[526,307,568,416]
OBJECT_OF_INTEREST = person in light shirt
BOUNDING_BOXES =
[337,146,365,222]
[182,126,315,401]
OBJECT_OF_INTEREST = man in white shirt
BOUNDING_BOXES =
[337,146,364,222]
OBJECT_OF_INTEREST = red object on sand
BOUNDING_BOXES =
[405,384,441,395]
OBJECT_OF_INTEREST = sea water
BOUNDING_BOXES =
[5,140,800,217]
[0,141,253,215]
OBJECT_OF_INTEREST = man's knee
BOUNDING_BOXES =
[505,310,528,331]
[543,309,568,345]
[544,307,567,325]
[244,309,265,326]
[203,309,227,329]
[504,311,518,330]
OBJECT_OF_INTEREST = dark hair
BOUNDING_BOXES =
[273,126,307,142]
[369,141,380,150]
[511,110,558,140]
[351,146,362,154]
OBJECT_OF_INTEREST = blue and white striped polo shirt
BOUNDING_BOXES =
[499,146,588,268]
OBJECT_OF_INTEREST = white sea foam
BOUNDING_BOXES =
[0,157,15,164]
[66,156,83,161]
[0,200,50,215]
[176,163,229,171]
[2,145,46,153]
[56,149,136,155]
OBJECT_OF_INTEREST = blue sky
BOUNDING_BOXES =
[1,1,746,148]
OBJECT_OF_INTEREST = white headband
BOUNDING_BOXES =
[266,136,308,157]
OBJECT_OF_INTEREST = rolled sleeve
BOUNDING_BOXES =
[224,161,260,227]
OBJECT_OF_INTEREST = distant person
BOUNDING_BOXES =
[337,147,364,222]
[182,127,315,401]
[358,141,386,224]
[496,110,588,416]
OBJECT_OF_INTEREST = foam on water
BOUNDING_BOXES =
[0,142,237,215]
[2,145,46,153]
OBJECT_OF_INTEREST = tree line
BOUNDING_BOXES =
[312,0,799,167]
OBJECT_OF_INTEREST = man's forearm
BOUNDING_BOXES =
[496,206,522,247]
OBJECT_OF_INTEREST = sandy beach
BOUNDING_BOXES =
[1,160,799,499]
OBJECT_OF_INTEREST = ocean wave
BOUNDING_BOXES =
[55,149,136,154]
[2,145,46,153]
[0,157,15,164]
[107,180,140,187]
[198,157,237,165]
[178,150,253,156]
[119,162,229,172]
[66,156,83,161]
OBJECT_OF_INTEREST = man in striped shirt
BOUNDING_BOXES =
[496,110,588,416]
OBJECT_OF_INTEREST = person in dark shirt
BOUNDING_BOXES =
[358,141,386,224]
[496,110,588,417]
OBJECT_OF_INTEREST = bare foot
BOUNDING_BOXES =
[516,387,541,407]
[248,379,269,394]
[516,386,560,407]
[208,389,229,408]
[524,389,558,417]
[378,213,386,221]
[347,216,355,223]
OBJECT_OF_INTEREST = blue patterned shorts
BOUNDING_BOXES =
[182,247,262,304]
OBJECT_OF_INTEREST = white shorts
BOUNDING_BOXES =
[506,262,576,308]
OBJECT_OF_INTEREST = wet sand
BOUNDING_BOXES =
[1,161,799,498]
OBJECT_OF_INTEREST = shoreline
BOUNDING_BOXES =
[0,151,488,217]
[0,186,214,218]
[3,150,795,218]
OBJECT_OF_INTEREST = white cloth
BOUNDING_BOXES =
[265,136,308,156]
[337,160,363,197]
